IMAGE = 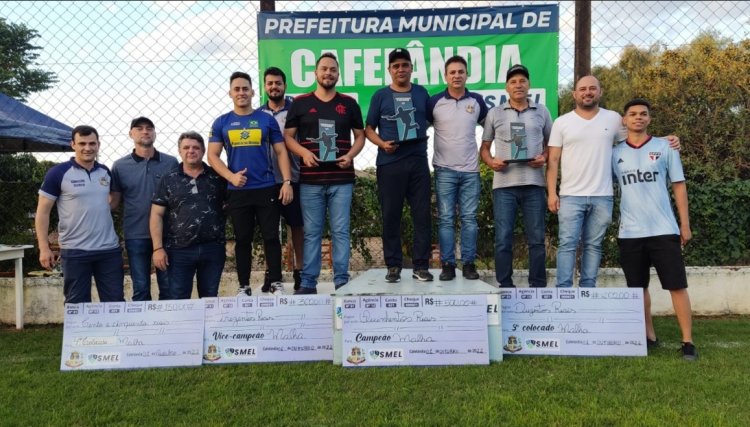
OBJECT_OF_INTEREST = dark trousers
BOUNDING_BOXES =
[61,247,125,304]
[167,241,226,299]
[376,155,432,269]
[227,187,282,288]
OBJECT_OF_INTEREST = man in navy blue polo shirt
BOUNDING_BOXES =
[428,55,488,281]
[111,117,177,301]
[365,48,433,284]
[35,125,125,304]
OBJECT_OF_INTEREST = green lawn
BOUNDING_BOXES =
[2,316,749,426]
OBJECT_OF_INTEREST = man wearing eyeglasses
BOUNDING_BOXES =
[150,131,227,299]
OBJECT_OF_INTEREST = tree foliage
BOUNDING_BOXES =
[559,32,750,182]
[0,18,57,102]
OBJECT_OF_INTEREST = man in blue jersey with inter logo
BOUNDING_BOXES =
[613,98,697,361]
[365,48,433,284]
[208,71,294,296]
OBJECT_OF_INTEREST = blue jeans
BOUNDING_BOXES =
[125,239,169,301]
[300,183,353,289]
[167,241,225,299]
[60,248,124,304]
[493,186,547,287]
[435,167,480,264]
[556,196,613,287]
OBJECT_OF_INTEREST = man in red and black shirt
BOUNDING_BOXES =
[284,52,365,294]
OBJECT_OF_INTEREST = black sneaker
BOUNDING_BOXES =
[261,272,273,293]
[439,263,456,281]
[385,267,402,283]
[647,337,660,349]
[462,263,480,280]
[293,269,302,291]
[499,283,516,288]
[294,287,317,295]
[236,286,252,297]
[681,342,698,361]
[412,269,434,282]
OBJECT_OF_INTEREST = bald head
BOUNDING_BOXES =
[573,75,602,110]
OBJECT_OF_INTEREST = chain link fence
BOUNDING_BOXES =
[1,1,748,274]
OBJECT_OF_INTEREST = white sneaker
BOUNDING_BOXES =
[269,282,284,295]
[237,287,252,297]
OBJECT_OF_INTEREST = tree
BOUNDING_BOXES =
[0,18,57,102]
[558,32,750,181]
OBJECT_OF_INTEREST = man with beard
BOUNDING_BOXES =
[284,53,365,294]
[365,48,433,284]
[259,67,304,291]
[546,75,679,288]
[208,71,294,296]
[111,117,177,300]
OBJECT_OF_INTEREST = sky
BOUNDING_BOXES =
[1,1,748,167]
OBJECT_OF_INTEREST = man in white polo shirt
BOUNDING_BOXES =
[427,55,487,281]
[35,125,124,304]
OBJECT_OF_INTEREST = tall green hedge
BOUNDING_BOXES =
[2,155,748,273]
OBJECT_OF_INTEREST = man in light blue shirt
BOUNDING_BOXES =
[613,98,697,361]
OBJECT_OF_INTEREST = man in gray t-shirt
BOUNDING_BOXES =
[480,65,551,288]
[111,117,178,301]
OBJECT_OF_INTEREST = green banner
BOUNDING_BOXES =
[258,5,559,117]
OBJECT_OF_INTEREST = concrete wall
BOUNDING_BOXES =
[2,267,748,325]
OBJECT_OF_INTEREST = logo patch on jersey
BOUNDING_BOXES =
[99,175,110,187]
[385,94,419,141]
[465,104,475,114]
[228,128,262,147]
[309,108,318,114]
[335,103,347,115]
[649,151,661,162]
[617,158,624,164]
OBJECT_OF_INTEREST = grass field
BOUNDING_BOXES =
[2,316,749,426]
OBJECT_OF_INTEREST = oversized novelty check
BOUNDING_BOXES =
[500,288,647,356]
[202,295,333,364]
[340,294,489,366]
[61,300,205,371]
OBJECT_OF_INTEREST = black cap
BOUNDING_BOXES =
[388,48,411,64]
[130,116,155,129]
[506,64,530,81]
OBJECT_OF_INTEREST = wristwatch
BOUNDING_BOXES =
[282,179,292,185]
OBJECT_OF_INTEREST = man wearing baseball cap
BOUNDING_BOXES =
[111,116,178,300]
[480,64,552,288]
[365,48,433,283]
